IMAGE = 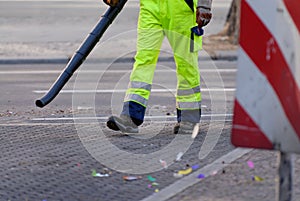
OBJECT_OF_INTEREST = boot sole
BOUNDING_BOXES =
[107,116,139,133]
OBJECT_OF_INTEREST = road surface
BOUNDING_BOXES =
[2,1,300,201]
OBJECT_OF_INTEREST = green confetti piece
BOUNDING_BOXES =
[91,169,97,177]
[147,175,156,182]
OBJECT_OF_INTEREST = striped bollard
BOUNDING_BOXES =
[231,0,300,200]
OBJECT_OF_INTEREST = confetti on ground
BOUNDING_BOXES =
[192,164,200,170]
[95,173,109,177]
[101,168,112,175]
[155,189,159,193]
[123,176,142,181]
[159,159,168,169]
[247,161,255,169]
[148,182,159,188]
[197,174,205,179]
[253,176,264,182]
[173,173,184,178]
[91,169,97,176]
[147,175,156,182]
[152,182,159,186]
[178,167,192,175]
[91,169,109,177]
[210,170,218,175]
[191,123,200,139]
[176,152,184,161]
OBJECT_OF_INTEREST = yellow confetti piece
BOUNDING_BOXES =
[178,167,192,175]
[254,176,264,182]
[155,189,159,193]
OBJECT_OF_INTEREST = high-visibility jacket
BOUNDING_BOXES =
[122,0,203,124]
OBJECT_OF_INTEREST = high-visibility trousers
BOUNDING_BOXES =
[122,0,202,124]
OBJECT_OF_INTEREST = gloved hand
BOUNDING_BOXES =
[196,7,212,28]
[103,0,119,7]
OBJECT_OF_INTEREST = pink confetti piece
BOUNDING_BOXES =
[159,159,168,169]
[210,170,218,176]
[247,161,255,169]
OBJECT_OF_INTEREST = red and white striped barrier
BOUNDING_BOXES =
[231,0,300,153]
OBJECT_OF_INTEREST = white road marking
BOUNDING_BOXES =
[31,114,233,121]
[33,88,236,94]
[0,69,236,74]
[0,122,87,126]
[141,148,252,201]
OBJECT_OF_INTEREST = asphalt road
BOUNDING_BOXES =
[0,59,236,120]
[0,57,239,201]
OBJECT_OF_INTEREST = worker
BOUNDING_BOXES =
[105,0,212,134]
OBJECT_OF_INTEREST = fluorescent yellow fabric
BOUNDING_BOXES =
[125,0,202,110]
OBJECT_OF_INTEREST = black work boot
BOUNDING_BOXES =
[173,121,198,134]
[174,108,201,136]
[107,115,139,133]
